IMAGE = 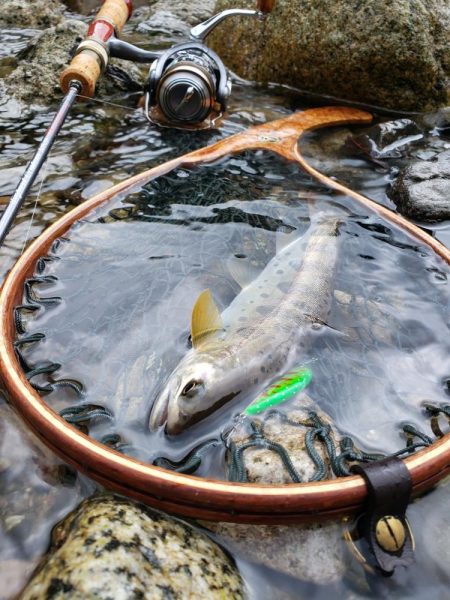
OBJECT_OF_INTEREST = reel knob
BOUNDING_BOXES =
[157,63,215,124]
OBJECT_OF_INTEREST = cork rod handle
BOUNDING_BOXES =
[60,0,133,97]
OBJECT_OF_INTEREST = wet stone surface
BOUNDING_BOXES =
[389,149,450,222]
[210,0,450,111]
[3,18,146,108]
[204,397,348,585]
[0,0,65,29]
[20,494,245,600]
[0,398,86,599]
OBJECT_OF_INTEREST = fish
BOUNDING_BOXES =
[149,212,342,434]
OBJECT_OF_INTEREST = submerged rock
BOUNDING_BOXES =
[20,494,245,600]
[0,0,65,28]
[389,149,450,222]
[0,399,85,598]
[346,119,423,161]
[204,396,348,585]
[224,395,339,484]
[209,0,450,112]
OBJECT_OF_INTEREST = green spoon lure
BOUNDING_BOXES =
[244,367,313,416]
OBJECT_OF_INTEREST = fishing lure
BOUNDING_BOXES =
[244,367,313,415]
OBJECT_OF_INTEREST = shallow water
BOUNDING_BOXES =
[1,8,450,600]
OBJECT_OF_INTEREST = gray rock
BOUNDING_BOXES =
[416,479,450,583]
[132,0,216,32]
[389,149,450,222]
[204,396,348,585]
[20,494,245,600]
[224,395,339,484]
[4,18,146,108]
[209,0,450,112]
[346,119,423,160]
[0,0,65,28]
[208,520,347,587]
[5,19,87,107]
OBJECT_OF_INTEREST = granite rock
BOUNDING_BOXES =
[209,0,450,111]
[20,494,245,599]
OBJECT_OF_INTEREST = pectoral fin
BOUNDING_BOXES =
[191,289,223,348]
[227,256,261,289]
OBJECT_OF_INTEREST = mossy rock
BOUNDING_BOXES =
[209,0,450,111]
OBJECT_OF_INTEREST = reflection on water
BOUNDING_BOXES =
[20,154,450,465]
[1,17,450,600]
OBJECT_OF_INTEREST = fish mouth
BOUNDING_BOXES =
[148,391,169,431]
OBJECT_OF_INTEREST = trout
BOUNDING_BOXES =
[149,213,341,434]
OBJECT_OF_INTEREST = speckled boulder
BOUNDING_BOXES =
[20,494,245,600]
[209,0,450,111]
[0,0,65,28]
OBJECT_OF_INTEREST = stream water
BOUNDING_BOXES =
[1,3,450,599]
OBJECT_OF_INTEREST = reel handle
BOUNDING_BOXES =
[60,0,133,97]
[256,0,276,13]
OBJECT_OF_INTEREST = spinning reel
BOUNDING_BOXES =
[107,4,274,128]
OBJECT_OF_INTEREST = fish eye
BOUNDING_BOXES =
[181,380,202,397]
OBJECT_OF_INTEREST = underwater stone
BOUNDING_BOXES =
[346,119,423,160]
[203,396,348,585]
[209,0,450,112]
[0,400,84,598]
[389,149,450,222]
[20,494,245,600]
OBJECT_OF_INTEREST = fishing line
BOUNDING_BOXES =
[77,93,143,114]
[20,158,49,256]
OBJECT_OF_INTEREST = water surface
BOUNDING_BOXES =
[1,13,450,600]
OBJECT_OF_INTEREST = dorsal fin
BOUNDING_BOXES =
[227,256,261,289]
[191,289,223,349]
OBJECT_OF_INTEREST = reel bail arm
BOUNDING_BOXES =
[105,1,276,128]
[144,1,276,128]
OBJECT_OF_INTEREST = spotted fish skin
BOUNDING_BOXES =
[149,214,341,434]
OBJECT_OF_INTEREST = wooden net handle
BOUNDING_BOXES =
[60,0,133,97]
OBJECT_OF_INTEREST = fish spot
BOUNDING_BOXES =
[261,293,269,298]
[253,378,259,385]
[276,269,284,275]
[235,253,246,259]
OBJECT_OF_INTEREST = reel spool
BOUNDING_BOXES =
[145,42,230,129]
[108,3,276,129]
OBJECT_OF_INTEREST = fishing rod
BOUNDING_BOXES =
[0,0,276,248]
